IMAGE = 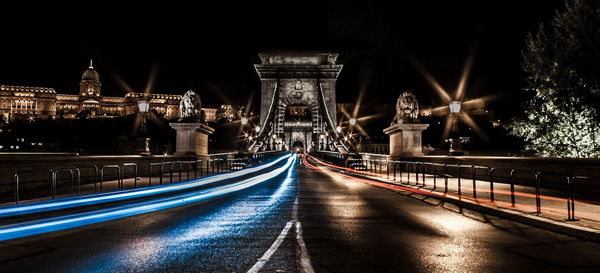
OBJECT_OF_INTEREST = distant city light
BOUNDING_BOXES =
[349,118,357,126]
[255,126,261,132]
[336,126,342,133]
[241,117,248,125]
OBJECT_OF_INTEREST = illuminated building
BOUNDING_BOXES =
[0,61,219,122]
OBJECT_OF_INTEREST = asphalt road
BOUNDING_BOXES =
[1,156,600,273]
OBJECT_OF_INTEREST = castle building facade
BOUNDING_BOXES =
[0,61,218,122]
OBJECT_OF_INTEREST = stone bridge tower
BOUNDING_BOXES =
[250,52,348,153]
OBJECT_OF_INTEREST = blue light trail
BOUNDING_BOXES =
[0,155,296,242]
[0,154,292,218]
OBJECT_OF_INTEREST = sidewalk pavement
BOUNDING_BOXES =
[311,157,600,242]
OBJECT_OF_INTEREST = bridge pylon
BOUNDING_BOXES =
[249,52,348,154]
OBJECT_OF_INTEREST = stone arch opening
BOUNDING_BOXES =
[292,140,304,153]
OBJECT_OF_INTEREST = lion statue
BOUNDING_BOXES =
[178,90,204,123]
[391,91,420,125]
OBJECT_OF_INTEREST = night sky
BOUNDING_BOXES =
[0,0,564,119]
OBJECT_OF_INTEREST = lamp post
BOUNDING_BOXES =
[136,100,151,156]
[448,101,464,156]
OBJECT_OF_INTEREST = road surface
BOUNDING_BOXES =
[1,155,600,272]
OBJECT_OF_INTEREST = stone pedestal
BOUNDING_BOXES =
[169,123,215,157]
[383,123,429,157]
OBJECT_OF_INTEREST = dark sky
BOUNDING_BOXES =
[0,0,564,118]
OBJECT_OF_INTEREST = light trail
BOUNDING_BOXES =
[303,155,584,218]
[0,154,292,218]
[0,156,296,242]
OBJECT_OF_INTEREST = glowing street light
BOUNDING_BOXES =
[240,117,248,125]
[336,126,342,133]
[449,101,462,114]
[138,100,150,113]
[448,101,463,155]
[255,126,261,133]
[349,118,357,126]
[136,99,151,156]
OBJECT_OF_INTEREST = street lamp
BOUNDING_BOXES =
[136,100,151,156]
[336,126,342,133]
[241,117,248,125]
[349,118,357,126]
[448,101,463,156]
[449,101,462,114]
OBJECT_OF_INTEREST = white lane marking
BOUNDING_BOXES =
[292,197,299,220]
[295,221,315,273]
[247,221,294,273]
[247,191,314,272]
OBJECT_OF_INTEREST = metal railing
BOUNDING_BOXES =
[4,152,280,205]
[311,152,598,222]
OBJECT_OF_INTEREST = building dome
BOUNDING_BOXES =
[81,60,100,81]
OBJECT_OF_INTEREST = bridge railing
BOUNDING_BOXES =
[309,152,598,222]
[2,151,290,206]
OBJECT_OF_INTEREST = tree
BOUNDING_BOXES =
[510,0,600,158]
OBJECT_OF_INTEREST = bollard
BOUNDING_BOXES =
[52,168,81,197]
[432,164,437,189]
[509,169,516,206]
[386,160,390,179]
[399,162,404,183]
[414,163,419,185]
[489,168,495,202]
[149,162,163,186]
[421,163,426,185]
[79,166,99,194]
[407,163,411,184]
[565,176,586,221]
[444,164,449,193]
[457,165,462,196]
[100,165,122,192]
[122,163,138,189]
[534,171,541,214]
[471,166,477,199]
[566,176,575,221]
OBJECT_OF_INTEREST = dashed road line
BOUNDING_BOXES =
[246,220,294,273]
[295,220,315,273]
[247,196,315,273]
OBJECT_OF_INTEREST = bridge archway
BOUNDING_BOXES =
[250,52,349,154]
[292,141,304,153]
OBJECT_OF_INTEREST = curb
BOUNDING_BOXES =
[344,171,600,243]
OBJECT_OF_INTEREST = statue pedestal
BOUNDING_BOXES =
[384,123,429,157]
[169,123,215,157]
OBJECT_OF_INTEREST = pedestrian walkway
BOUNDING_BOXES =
[309,155,600,233]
